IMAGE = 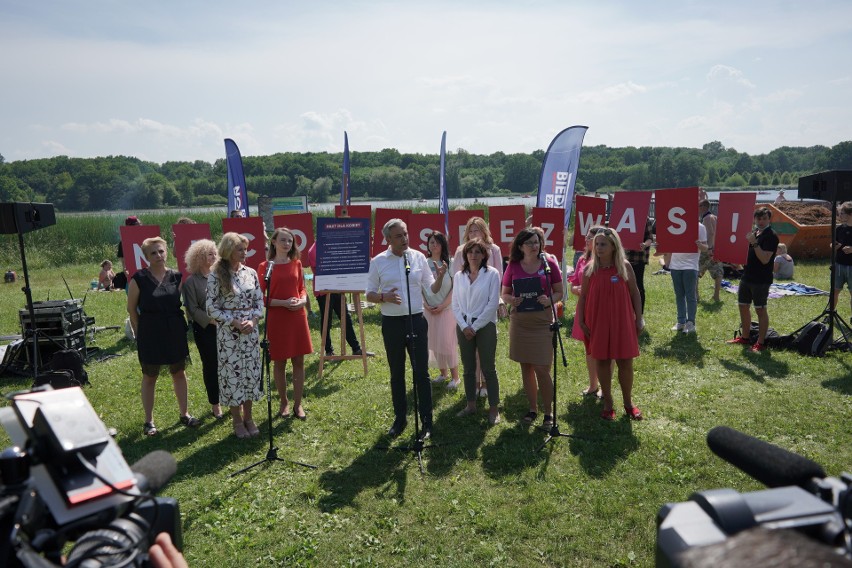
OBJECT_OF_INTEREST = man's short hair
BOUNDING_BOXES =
[754,207,772,219]
[699,199,711,209]
[382,218,406,239]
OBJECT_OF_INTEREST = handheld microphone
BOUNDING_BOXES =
[538,252,551,274]
[131,450,177,494]
[264,260,275,281]
[706,426,826,489]
[403,252,411,274]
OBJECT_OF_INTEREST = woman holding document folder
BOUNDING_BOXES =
[501,227,563,427]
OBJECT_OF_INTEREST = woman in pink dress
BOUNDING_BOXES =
[423,232,459,388]
[258,227,313,421]
[576,228,644,421]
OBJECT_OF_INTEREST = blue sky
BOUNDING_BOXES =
[1,0,850,163]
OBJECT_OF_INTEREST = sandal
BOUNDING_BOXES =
[522,411,538,424]
[582,388,603,400]
[233,419,250,439]
[601,409,616,421]
[244,420,260,437]
[179,415,201,428]
[624,406,644,421]
[143,422,158,436]
[294,406,307,421]
[542,415,553,427]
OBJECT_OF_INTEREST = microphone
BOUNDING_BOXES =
[538,252,551,274]
[130,450,177,494]
[403,251,411,274]
[264,260,275,281]
[706,426,826,489]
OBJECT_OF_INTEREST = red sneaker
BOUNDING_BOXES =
[726,336,751,345]
[750,342,767,352]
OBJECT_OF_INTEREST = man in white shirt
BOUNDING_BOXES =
[366,219,447,439]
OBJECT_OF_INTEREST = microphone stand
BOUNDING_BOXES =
[376,250,435,474]
[537,254,584,451]
[232,264,316,476]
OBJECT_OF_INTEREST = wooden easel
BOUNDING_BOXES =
[317,291,368,380]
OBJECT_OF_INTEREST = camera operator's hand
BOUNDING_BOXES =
[149,533,188,568]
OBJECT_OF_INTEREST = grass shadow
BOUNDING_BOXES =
[652,333,710,366]
[718,352,792,382]
[822,358,852,395]
[562,398,641,478]
[424,397,489,477]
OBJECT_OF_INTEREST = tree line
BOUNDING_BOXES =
[1,140,851,212]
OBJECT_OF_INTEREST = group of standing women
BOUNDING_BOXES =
[129,228,313,440]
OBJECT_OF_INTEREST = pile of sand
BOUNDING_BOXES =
[774,202,833,225]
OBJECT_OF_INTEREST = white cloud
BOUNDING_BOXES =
[706,65,755,89]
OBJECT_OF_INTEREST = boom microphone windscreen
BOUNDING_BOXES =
[130,450,177,494]
[707,426,826,489]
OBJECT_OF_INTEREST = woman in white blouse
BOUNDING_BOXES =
[452,238,502,425]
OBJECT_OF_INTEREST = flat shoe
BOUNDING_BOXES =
[522,411,538,424]
[294,407,307,421]
[582,388,603,400]
[233,421,250,439]
[179,415,201,428]
[601,409,616,421]
[542,415,553,427]
[488,411,501,425]
[624,406,644,421]
[456,406,477,417]
[244,420,260,436]
[143,422,158,436]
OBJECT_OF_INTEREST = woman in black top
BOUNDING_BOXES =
[127,236,200,436]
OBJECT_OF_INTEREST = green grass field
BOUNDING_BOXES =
[1,259,850,567]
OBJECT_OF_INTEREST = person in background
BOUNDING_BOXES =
[182,239,222,420]
[698,200,723,302]
[727,208,779,352]
[624,217,654,313]
[126,237,199,436]
[669,222,708,334]
[452,239,502,425]
[576,228,644,421]
[365,218,447,440]
[424,231,460,389]
[114,215,141,290]
[774,189,787,204]
[451,216,507,398]
[773,243,795,280]
[229,209,245,218]
[207,232,264,439]
[307,241,363,357]
[501,226,563,427]
[258,227,313,421]
[97,259,115,290]
[833,201,852,320]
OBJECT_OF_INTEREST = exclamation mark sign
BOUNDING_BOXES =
[730,213,739,243]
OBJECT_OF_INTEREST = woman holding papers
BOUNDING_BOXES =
[500,227,563,427]
[258,227,313,421]
[452,239,502,425]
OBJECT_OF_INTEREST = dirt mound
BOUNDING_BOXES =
[774,202,833,225]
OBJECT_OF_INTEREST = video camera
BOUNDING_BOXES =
[0,385,181,567]
[657,426,852,566]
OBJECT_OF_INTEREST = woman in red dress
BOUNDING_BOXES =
[258,227,313,420]
[576,228,644,421]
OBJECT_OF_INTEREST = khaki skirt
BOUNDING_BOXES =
[508,309,554,366]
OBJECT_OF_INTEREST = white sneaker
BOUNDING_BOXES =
[446,379,460,390]
[478,387,488,398]
[671,323,684,331]
[431,375,446,384]
[683,321,696,334]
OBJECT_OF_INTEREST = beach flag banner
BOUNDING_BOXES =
[173,223,212,278]
[120,225,161,278]
[488,205,525,258]
[609,191,653,250]
[531,207,565,264]
[407,213,445,256]
[222,216,266,272]
[536,126,588,230]
[439,131,449,234]
[272,213,315,256]
[224,138,249,218]
[654,187,700,253]
[372,208,411,257]
[572,195,608,251]
[340,132,351,206]
[714,192,757,264]
[448,209,484,247]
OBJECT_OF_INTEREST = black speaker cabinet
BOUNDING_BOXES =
[0,202,56,234]
[797,170,852,202]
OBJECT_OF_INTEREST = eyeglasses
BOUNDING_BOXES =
[594,228,614,237]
